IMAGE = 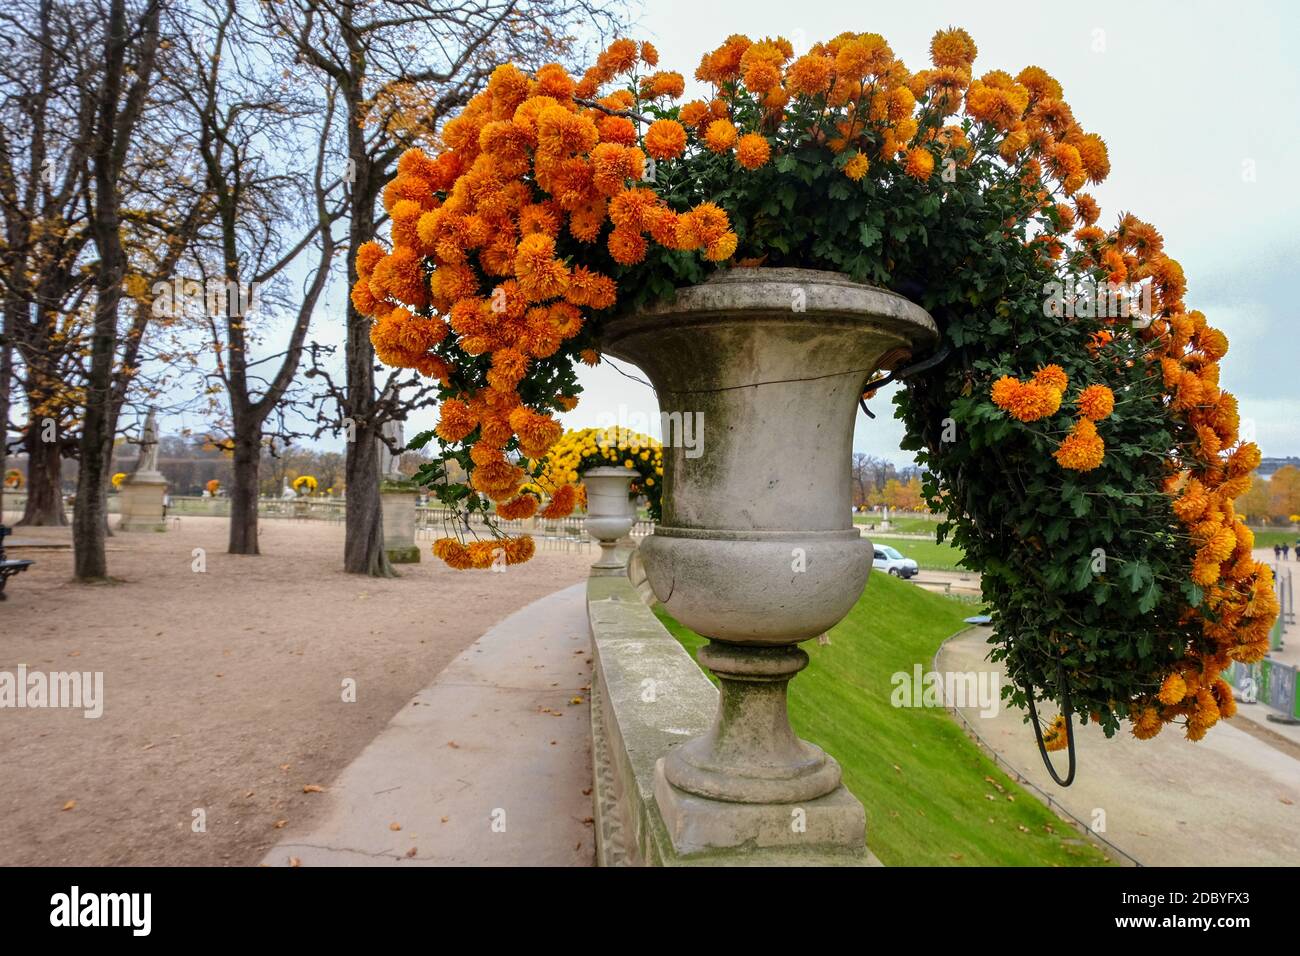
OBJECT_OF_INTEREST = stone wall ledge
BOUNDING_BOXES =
[587,574,878,866]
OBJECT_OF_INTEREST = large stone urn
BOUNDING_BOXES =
[601,267,937,855]
[581,466,636,573]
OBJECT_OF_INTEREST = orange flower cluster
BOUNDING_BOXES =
[682,27,1109,199]
[991,366,1065,423]
[354,47,743,567]
[433,534,536,570]
[1082,217,1273,738]
[1040,179,1272,739]
[991,367,1111,472]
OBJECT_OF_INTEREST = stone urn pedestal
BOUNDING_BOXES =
[602,267,936,861]
[581,467,636,575]
[380,485,420,564]
[118,475,167,532]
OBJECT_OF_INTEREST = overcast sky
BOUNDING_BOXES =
[169,0,1298,466]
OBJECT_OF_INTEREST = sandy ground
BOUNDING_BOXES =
[0,514,595,866]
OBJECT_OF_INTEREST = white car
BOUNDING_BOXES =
[873,545,918,579]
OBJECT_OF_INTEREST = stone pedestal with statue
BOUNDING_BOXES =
[379,411,419,563]
[118,408,169,533]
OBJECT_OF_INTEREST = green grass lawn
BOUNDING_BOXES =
[1250,527,1300,549]
[853,514,940,536]
[874,536,968,572]
[654,573,1111,867]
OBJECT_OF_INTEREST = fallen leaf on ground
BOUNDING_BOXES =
[404,847,417,858]
[302,784,324,793]
[61,800,76,811]
[389,822,401,831]
[447,741,459,749]
[289,857,301,867]
[440,816,449,823]
[273,820,288,829]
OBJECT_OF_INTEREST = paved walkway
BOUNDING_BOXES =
[938,628,1300,866]
[263,582,594,866]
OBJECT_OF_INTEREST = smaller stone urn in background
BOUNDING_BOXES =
[118,407,168,532]
[581,466,636,574]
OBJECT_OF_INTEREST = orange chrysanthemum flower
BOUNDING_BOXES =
[435,399,478,443]
[735,133,771,170]
[640,71,685,100]
[433,538,474,570]
[1033,365,1068,393]
[703,119,738,153]
[903,146,935,181]
[844,152,870,181]
[785,54,833,95]
[678,100,710,128]
[704,231,738,262]
[644,119,687,161]
[1077,384,1115,421]
[608,227,648,265]
[540,483,578,519]
[930,27,977,68]
[498,494,540,521]
[991,376,1061,422]
[1054,418,1105,472]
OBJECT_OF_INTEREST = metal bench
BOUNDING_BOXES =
[0,524,35,600]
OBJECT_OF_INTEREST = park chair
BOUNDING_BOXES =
[0,524,35,600]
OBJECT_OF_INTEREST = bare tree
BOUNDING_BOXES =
[74,0,163,579]
[265,0,626,576]
[172,0,344,554]
[0,0,99,525]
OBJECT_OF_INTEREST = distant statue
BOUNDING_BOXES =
[377,387,406,480]
[281,479,295,499]
[379,418,405,480]
[123,406,164,484]
[134,407,161,477]
[118,406,168,531]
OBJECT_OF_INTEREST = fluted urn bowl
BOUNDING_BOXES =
[581,466,636,571]
[602,267,937,804]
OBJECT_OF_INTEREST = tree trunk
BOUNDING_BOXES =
[0,329,10,522]
[73,351,113,579]
[344,417,393,576]
[341,120,393,577]
[75,0,155,581]
[18,422,67,526]
[228,430,260,555]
